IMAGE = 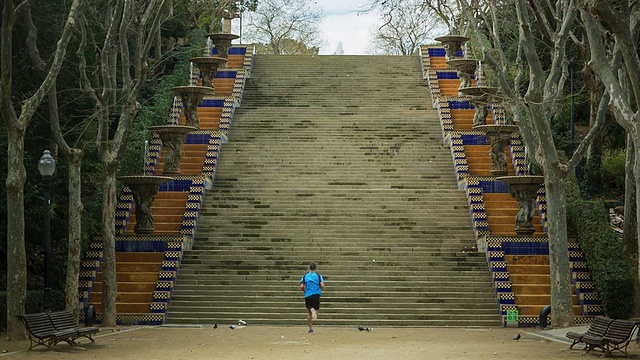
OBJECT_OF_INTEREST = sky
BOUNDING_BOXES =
[231,0,381,55]
[314,0,381,55]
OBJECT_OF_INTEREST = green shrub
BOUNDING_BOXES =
[567,178,635,319]
[0,290,65,331]
[601,148,626,197]
[579,152,603,197]
[119,28,206,176]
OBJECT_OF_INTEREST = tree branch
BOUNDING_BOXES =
[23,4,46,71]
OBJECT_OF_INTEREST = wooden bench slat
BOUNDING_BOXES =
[577,318,639,357]
[20,310,100,351]
[566,316,613,349]
[49,310,100,342]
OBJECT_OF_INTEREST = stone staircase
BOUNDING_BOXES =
[420,45,601,326]
[165,55,501,327]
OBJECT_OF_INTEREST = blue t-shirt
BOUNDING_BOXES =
[301,271,324,298]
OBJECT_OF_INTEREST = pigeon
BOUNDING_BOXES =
[513,333,521,340]
[358,325,366,331]
[238,320,247,326]
[229,325,237,329]
[213,323,218,329]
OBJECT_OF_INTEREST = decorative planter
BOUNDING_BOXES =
[189,57,228,88]
[446,59,478,92]
[147,125,198,175]
[206,33,240,60]
[434,34,470,61]
[473,124,519,176]
[495,175,545,236]
[459,86,499,127]
[171,86,215,129]
[117,175,173,234]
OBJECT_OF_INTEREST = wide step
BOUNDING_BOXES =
[165,55,501,327]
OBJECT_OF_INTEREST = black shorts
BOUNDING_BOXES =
[305,294,321,310]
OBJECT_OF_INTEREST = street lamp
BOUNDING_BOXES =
[38,150,56,312]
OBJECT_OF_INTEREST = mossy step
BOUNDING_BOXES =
[180,253,485,261]
[163,317,502,327]
[165,309,501,319]
[167,302,499,312]
[164,55,501,326]
[172,274,491,282]
[182,249,482,256]
[175,263,487,272]
[190,240,474,246]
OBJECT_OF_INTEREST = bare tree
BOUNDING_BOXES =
[366,0,458,35]
[368,0,442,55]
[243,0,323,54]
[22,3,88,322]
[76,0,168,326]
[578,0,640,288]
[47,81,86,321]
[456,0,610,327]
[1,0,85,340]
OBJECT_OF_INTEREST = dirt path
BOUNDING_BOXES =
[0,325,632,359]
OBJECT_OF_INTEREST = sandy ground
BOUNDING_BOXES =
[1,324,637,359]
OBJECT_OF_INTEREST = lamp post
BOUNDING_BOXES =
[38,150,56,312]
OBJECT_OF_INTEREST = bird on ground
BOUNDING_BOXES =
[513,333,521,340]
[213,323,218,329]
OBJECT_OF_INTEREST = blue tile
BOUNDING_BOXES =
[461,134,488,145]
[447,100,472,109]
[428,48,446,57]
[160,179,193,191]
[185,133,214,144]
[476,180,507,193]
[200,99,226,107]
[214,71,237,79]
[436,71,459,80]
[501,241,549,255]
[228,47,247,55]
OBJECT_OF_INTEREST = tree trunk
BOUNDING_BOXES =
[635,147,640,299]
[623,135,637,264]
[5,125,27,340]
[2,0,84,340]
[544,169,575,328]
[47,79,86,320]
[100,166,118,327]
[64,152,84,319]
